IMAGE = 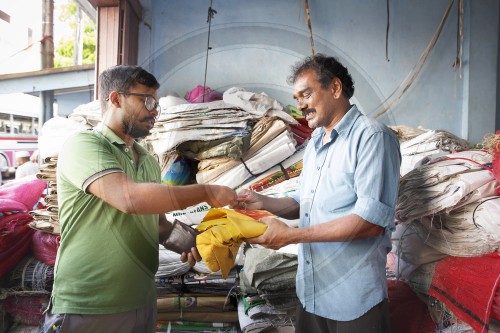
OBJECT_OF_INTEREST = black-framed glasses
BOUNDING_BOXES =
[109,91,161,117]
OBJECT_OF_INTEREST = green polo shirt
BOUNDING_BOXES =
[51,124,161,314]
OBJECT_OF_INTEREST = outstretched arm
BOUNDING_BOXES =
[234,189,300,219]
[87,172,237,214]
[247,213,384,250]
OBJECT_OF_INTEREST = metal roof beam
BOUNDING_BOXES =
[0,65,95,94]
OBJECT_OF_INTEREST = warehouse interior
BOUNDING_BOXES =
[1,1,500,333]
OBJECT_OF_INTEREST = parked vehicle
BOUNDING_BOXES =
[0,106,39,183]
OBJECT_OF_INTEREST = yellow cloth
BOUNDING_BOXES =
[195,208,269,278]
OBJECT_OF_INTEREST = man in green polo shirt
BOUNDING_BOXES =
[42,65,237,333]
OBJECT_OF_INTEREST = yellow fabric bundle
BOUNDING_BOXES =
[195,208,269,278]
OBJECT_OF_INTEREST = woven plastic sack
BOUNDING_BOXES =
[0,213,34,277]
[31,230,60,266]
[2,294,50,326]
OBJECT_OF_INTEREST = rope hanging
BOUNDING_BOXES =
[453,0,463,80]
[370,0,455,119]
[385,0,390,62]
[203,0,217,102]
[304,0,315,56]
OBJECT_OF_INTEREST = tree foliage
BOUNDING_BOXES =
[54,0,96,67]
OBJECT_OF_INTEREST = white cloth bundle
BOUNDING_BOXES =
[149,100,251,155]
[223,87,297,124]
[159,255,222,276]
[413,196,500,257]
[38,116,91,159]
[399,129,469,175]
[237,147,304,193]
[68,99,102,127]
[148,124,249,156]
[149,88,297,156]
[396,150,494,222]
[400,130,469,155]
[156,246,191,277]
[200,131,296,189]
[388,124,427,142]
[197,118,288,184]
[397,170,496,222]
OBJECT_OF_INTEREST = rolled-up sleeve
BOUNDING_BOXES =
[352,131,401,229]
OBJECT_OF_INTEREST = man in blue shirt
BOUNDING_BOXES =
[235,54,401,333]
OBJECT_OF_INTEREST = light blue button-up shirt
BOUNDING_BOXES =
[289,105,401,321]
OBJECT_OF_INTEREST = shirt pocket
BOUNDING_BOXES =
[319,171,356,213]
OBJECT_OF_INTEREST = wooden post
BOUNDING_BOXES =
[41,0,54,124]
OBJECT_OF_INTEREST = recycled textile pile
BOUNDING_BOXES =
[5,81,500,333]
[388,127,500,333]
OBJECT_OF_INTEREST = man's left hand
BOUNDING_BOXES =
[180,247,202,266]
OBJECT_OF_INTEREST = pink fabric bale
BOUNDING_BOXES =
[32,230,60,266]
[0,198,29,215]
[0,178,47,211]
[0,212,34,277]
[184,85,222,103]
[0,212,34,251]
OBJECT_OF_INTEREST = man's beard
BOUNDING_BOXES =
[121,116,151,139]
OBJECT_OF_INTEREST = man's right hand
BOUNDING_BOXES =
[205,185,238,208]
[231,189,264,210]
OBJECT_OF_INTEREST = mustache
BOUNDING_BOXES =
[302,108,316,117]
[141,115,156,123]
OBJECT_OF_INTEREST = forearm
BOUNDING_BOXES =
[258,193,300,219]
[285,214,384,244]
[128,183,224,214]
[89,173,231,214]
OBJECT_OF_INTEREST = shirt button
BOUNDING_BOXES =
[310,189,314,194]
[124,147,129,152]
[305,213,309,217]
[317,166,320,170]
[130,160,134,164]
[306,260,310,264]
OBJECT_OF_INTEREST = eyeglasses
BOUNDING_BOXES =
[108,92,161,117]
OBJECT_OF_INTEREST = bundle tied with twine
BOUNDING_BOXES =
[3,256,54,296]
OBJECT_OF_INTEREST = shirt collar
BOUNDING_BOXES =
[311,105,361,144]
[95,122,148,155]
[95,122,126,145]
[335,104,361,138]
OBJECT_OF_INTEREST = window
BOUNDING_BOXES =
[13,115,36,135]
[0,114,9,133]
